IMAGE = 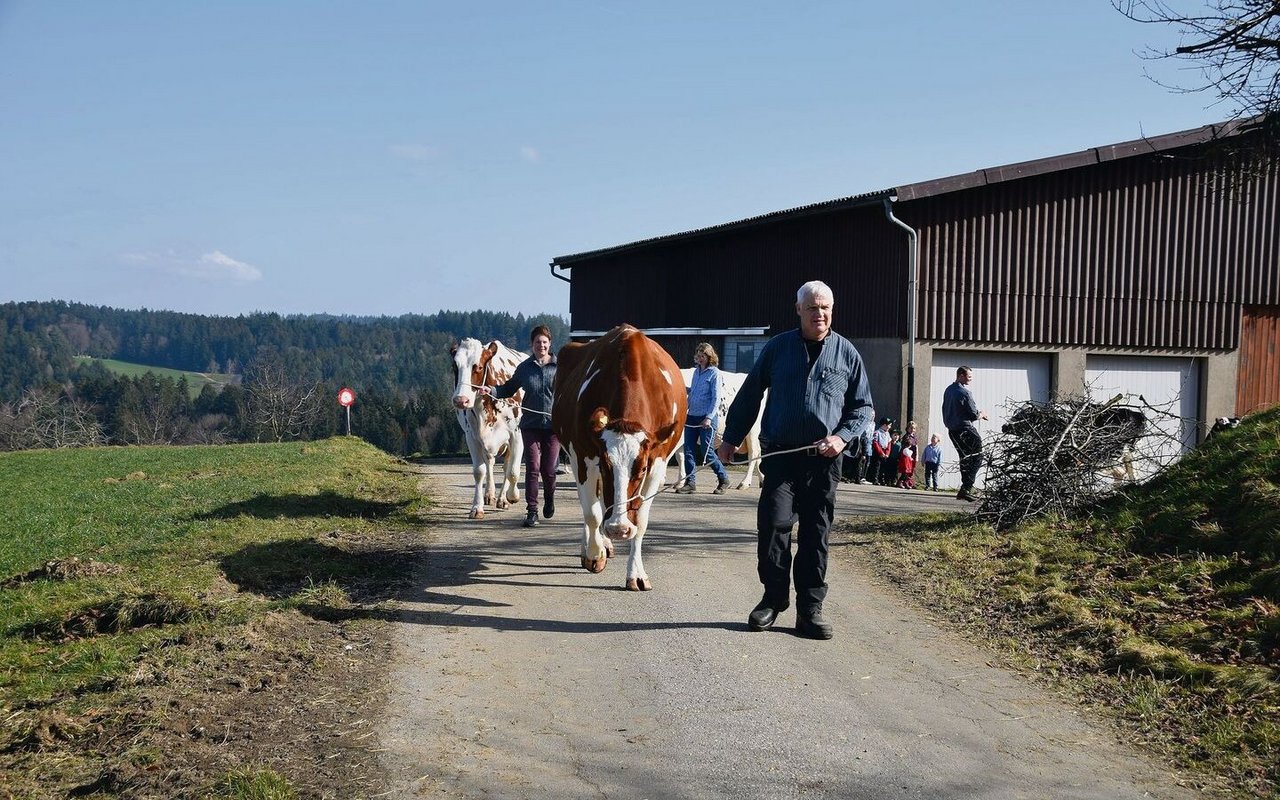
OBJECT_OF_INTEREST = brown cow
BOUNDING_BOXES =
[552,325,687,590]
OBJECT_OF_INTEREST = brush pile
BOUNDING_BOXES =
[978,392,1184,529]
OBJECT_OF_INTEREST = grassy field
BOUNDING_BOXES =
[835,404,1280,799]
[3,412,1277,798]
[73,356,238,397]
[0,437,429,798]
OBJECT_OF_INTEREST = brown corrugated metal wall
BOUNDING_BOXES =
[562,135,1277,361]
[902,152,1280,349]
[567,210,906,338]
[1237,306,1280,415]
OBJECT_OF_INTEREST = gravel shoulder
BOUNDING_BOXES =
[378,462,1201,800]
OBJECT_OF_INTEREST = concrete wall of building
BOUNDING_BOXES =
[849,337,904,425]
[1202,351,1239,437]
[1053,350,1087,399]
[915,343,1239,445]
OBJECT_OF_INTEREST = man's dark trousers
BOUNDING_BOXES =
[948,426,983,491]
[756,450,840,612]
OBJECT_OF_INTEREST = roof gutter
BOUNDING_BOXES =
[883,195,918,426]
[549,260,571,284]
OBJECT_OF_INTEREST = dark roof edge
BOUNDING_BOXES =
[894,116,1260,202]
[553,116,1265,266]
[552,188,895,267]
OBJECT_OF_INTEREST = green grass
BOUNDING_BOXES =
[0,437,428,796]
[74,355,238,397]
[836,404,1280,800]
[206,767,298,800]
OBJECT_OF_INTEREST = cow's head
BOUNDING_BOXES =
[598,416,662,540]
[451,338,496,410]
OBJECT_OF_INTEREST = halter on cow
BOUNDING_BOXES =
[552,325,686,591]
[450,338,526,519]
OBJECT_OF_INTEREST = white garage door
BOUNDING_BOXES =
[1084,355,1200,478]
[928,351,1051,490]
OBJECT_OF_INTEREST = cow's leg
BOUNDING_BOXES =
[576,456,609,572]
[624,467,666,591]
[625,534,649,591]
[737,433,761,489]
[482,455,498,509]
[674,448,688,488]
[501,429,524,507]
[461,424,487,519]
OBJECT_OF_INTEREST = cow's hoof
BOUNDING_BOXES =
[582,556,608,573]
[605,542,615,558]
[468,509,484,520]
[496,499,509,510]
[626,577,652,591]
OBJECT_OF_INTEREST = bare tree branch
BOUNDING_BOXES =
[977,389,1191,530]
[1114,0,1280,121]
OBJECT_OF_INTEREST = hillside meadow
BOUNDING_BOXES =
[0,437,431,798]
[834,405,1280,799]
[72,356,238,399]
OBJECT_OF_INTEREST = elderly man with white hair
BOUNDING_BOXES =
[717,280,874,640]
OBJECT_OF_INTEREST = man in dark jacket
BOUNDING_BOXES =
[941,365,987,502]
[717,280,873,640]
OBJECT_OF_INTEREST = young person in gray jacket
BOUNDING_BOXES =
[481,325,559,528]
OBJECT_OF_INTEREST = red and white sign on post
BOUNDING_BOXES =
[337,387,356,435]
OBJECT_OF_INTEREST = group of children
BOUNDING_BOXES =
[842,418,943,490]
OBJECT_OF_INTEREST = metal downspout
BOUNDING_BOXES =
[883,196,918,426]
[549,261,571,284]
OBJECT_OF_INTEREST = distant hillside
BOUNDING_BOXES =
[1,300,569,456]
[73,357,239,399]
[1,300,569,398]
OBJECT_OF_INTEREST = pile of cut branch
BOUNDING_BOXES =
[978,392,1185,529]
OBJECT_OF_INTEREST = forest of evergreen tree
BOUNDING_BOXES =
[0,300,570,456]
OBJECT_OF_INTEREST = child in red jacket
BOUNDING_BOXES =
[896,446,916,489]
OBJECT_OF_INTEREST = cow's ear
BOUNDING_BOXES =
[590,407,609,433]
[450,339,458,354]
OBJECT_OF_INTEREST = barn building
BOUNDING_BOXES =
[549,118,1279,484]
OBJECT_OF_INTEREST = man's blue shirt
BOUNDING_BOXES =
[941,381,980,432]
[723,329,873,450]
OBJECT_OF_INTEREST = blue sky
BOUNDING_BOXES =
[0,2,1225,320]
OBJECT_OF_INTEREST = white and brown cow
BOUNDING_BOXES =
[451,338,526,519]
[675,367,766,490]
[552,325,686,591]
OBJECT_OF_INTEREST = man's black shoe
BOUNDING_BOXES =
[748,596,789,631]
[957,489,979,502]
[796,608,834,640]
[713,478,729,495]
[543,494,555,518]
[523,509,539,528]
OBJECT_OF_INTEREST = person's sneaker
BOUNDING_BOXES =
[676,483,696,494]
[523,509,539,527]
[957,489,979,502]
[858,478,870,485]
[713,478,729,495]
[796,607,834,640]
[543,494,555,519]
[748,596,790,631]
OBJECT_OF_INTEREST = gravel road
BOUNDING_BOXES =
[378,461,1199,800]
